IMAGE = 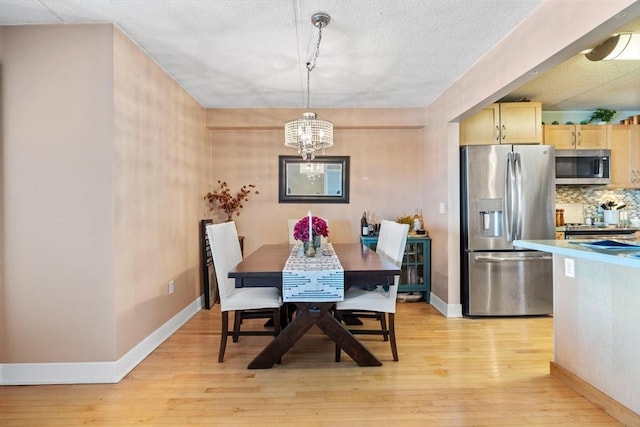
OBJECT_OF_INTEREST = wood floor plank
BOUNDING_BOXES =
[0,303,624,426]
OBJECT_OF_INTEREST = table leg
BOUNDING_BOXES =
[248,302,325,369]
[314,311,382,367]
[247,302,382,369]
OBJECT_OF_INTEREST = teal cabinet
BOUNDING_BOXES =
[360,235,431,303]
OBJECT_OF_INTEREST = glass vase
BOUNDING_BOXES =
[302,235,321,257]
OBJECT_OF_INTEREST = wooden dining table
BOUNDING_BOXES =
[228,243,400,369]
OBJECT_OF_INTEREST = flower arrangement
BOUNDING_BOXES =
[204,180,258,222]
[293,215,329,241]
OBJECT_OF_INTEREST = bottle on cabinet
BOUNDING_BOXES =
[413,209,422,231]
[361,211,369,236]
[368,212,377,235]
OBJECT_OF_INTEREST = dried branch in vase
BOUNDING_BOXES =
[204,180,259,222]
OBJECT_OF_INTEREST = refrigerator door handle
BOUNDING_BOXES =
[504,152,516,242]
[474,255,553,262]
[514,152,524,240]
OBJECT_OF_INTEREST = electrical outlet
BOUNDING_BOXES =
[564,258,575,278]
[168,280,175,294]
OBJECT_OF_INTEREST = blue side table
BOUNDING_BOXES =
[360,234,431,303]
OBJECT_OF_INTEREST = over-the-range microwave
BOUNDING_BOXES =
[555,149,610,185]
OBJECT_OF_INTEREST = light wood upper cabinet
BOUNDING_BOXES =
[460,105,500,145]
[608,124,640,188]
[543,124,608,149]
[499,103,543,144]
[460,102,542,145]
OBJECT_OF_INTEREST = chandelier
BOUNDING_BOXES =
[284,12,334,161]
[299,162,325,180]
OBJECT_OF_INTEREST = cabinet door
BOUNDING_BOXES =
[576,125,607,149]
[499,102,542,144]
[609,125,640,188]
[632,126,640,186]
[460,105,500,145]
[544,125,576,149]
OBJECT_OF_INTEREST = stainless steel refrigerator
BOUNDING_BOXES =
[460,144,555,316]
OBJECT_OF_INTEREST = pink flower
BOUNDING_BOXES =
[293,216,329,241]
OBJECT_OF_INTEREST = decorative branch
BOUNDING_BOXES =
[204,180,258,221]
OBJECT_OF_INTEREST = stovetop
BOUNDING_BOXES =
[562,223,640,233]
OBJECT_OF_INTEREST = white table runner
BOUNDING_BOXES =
[283,242,344,302]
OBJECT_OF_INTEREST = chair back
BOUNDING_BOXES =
[377,220,409,268]
[376,220,409,302]
[287,219,298,244]
[206,221,243,305]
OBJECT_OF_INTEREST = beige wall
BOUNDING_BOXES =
[112,29,208,358]
[0,27,5,362]
[1,24,208,363]
[205,108,425,255]
[422,0,639,306]
[2,25,115,362]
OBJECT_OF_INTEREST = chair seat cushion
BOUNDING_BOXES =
[220,286,282,312]
[336,286,396,313]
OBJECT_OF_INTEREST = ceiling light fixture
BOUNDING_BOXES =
[585,32,640,61]
[299,162,324,180]
[284,12,334,161]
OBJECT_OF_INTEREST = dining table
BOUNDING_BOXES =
[228,242,400,369]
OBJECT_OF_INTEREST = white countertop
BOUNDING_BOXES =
[514,239,640,269]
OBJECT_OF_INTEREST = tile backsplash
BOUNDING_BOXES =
[556,186,640,221]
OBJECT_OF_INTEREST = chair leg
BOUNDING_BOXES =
[280,303,294,329]
[389,313,398,361]
[273,308,281,336]
[334,311,343,362]
[232,311,242,342]
[272,308,282,364]
[379,313,388,342]
[218,311,229,363]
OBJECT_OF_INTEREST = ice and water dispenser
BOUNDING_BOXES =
[478,199,502,237]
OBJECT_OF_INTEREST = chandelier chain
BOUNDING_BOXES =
[283,12,333,162]
[307,23,323,73]
[305,23,323,109]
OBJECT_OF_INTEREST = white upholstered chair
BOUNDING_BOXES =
[206,221,283,363]
[287,219,298,244]
[334,219,409,362]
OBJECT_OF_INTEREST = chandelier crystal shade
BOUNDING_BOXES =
[284,112,334,161]
[284,12,334,161]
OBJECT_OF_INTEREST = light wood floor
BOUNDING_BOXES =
[0,302,622,426]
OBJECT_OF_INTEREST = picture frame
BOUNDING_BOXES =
[278,155,350,204]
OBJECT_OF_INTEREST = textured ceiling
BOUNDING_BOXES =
[1,0,639,111]
[501,17,640,111]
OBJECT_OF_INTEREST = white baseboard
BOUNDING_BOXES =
[430,292,463,318]
[0,296,203,385]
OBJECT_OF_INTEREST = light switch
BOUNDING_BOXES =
[564,258,575,278]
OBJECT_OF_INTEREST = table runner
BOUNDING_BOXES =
[283,242,344,302]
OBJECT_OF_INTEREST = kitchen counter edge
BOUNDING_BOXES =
[514,239,640,269]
